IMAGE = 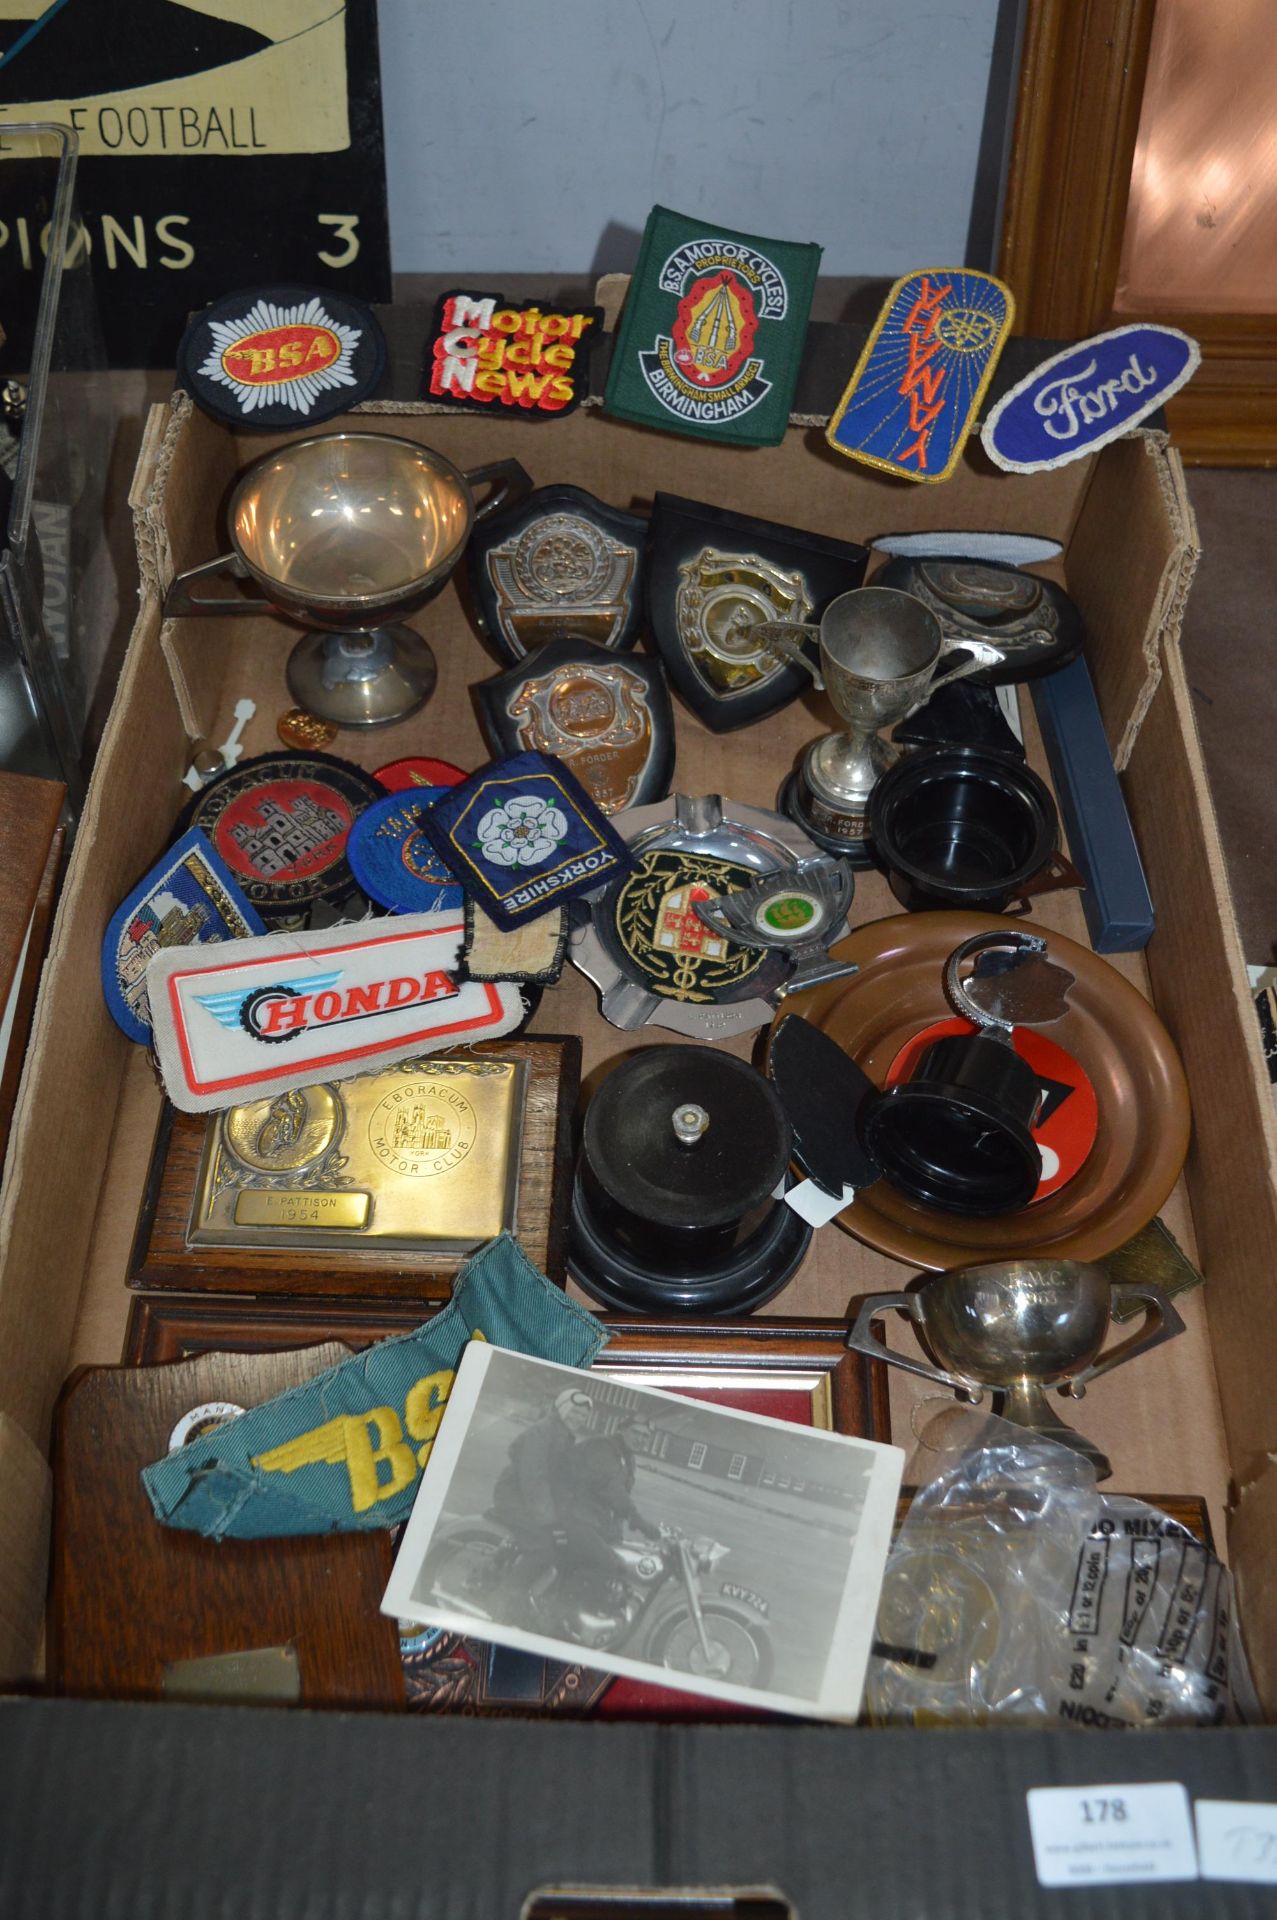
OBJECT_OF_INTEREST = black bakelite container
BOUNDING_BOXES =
[859,1032,1043,1216]
[868,745,1058,913]
[568,1045,811,1314]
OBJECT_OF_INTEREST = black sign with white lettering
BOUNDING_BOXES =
[0,0,391,368]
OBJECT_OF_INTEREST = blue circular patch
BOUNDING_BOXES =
[346,788,463,913]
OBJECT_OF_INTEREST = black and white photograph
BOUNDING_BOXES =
[382,1343,905,1721]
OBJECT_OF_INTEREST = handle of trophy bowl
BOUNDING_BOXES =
[845,1292,971,1391]
[465,459,533,523]
[163,551,273,618]
[1065,1283,1186,1395]
[898,648,990,720]
[750,622,824,688]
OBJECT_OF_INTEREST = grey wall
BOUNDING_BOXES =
[377,0,1007,278]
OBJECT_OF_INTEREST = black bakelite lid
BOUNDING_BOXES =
[582,1045,790,1230]
[767,1015,880,1197]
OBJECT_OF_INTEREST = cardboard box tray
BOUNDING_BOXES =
[2,394,1277,1820]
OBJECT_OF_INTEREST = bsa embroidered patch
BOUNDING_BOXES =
[102,828,266,1044]
[419,752,636,931]
[179,750,384,924]
[981,324,1201,473]
[424,290,600,416]
[346,789,464,914]
[827,269,1014,483]
[142,1234,607,1537]
[178,286,386,430]
[603,205,821,447]
[611,849,772,1003]
[147,913,525,1114]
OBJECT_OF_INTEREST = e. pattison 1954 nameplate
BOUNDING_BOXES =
[189,1056,526,1254]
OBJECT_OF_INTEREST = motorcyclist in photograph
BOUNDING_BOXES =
[490,1390,660,1619]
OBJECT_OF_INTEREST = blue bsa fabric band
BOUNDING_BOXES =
[419,750,636,930]
[142,1234,608,1538]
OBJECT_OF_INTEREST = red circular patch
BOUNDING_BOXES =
[213,778,355,884]
[375,757,468,792]
[886,1016,1098,1202]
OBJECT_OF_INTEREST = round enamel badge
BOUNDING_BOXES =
[180,750,383,920]
[178,285,386,429]
[346,787,463,914]
[374,757,468,792]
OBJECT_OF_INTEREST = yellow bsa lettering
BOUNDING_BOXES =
[250,1333,485,1513]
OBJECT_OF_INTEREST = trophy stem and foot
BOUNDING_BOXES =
[286,627,439,728]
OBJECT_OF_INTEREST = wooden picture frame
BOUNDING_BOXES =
[123,1299,892,1443]
[129,1035,580,1301]
[999,0,1277,464]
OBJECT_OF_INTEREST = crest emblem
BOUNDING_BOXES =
[676,549,811,698]
[180,288,385,427]
[614,851,770,1003]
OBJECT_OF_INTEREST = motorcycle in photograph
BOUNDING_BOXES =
[427,1520,774,1687]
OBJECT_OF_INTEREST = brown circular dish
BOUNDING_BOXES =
[771,911,1190,1269]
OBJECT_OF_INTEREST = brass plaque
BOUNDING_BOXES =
[190,1059,525,1253]
[234,1191,371,1230]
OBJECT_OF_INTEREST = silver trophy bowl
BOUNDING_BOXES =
[166,432,530,726]
[846,1258,1185,1478]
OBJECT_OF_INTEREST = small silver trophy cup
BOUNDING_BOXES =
[758,586,1002,864]
[846,1259,1186,1479]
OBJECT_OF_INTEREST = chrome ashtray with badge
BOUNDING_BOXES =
[691,854,859,995]
[570,794,840,1038]
[873,555,1084,683]
[467,484,647,663]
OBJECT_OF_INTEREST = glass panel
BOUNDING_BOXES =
[1115,0,1277,314]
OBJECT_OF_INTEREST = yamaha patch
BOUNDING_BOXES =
[424,290,600,416]
[419,752,636,931]
[826,269,1014,483]
[148,912,525,1114]
[603,205,820,447]
[178,285,386,429]
[102,828,266,1044]
[981,324,1201,474]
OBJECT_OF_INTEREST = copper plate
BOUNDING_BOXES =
[773,911,1190,1269]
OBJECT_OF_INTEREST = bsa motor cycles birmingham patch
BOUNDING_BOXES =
[603,205,820,447]
[178,285,386,428]
[980,324,1201,474]
[147,912,525,1113]
[424,290,601,416]
[826,269,1014,483]
[420,751,636,932]
[102,827,266,1043]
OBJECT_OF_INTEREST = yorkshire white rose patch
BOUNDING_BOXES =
[419,751,636,930]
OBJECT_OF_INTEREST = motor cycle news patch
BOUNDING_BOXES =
[147,911,524,1113]
[142,1235,608,1538]
[603,205,820,447]
[424,290,601,416]
[826,269,1014,483]
[980,324,1201,473]
[177,285,386,429]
